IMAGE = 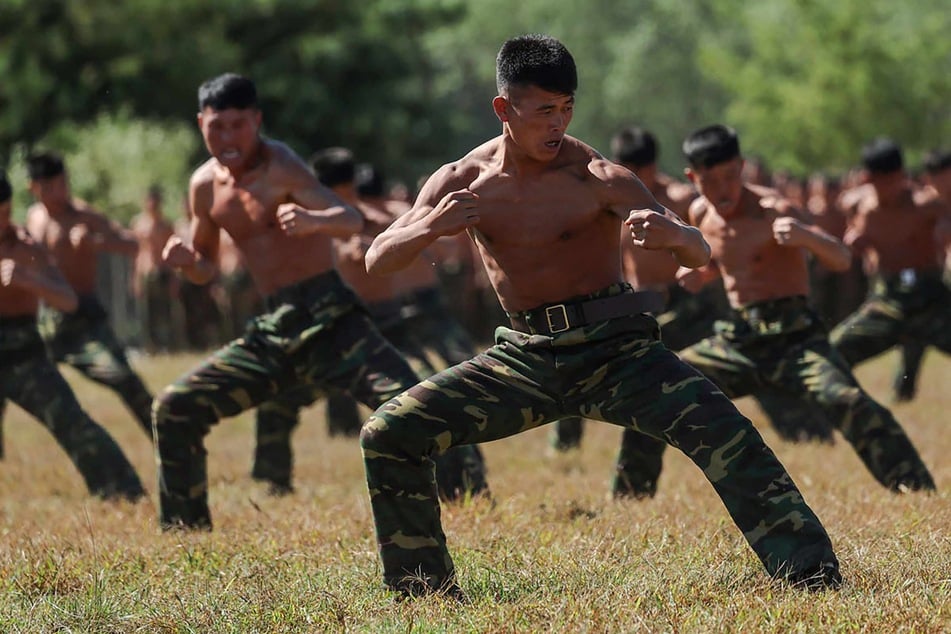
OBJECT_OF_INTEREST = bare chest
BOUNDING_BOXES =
[209,182,286,242]
[858,209,935,250]
[702,214,776,268]
[469,173,606,246]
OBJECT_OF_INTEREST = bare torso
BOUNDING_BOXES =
[334,202,401,304]
[131,213,175,279]
[193,140,338,296]
[26,201,109,295]
[455,138,627,312]
[693,185,812,308]
[846,186,948,276]
[0,229,45,317]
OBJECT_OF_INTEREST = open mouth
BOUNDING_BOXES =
[221,149,241,161]
[544,139,562,149]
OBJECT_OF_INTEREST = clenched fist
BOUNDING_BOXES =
[161,236,197,269]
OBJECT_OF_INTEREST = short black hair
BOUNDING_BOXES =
[683,124,741,169]
[355,163,385,198]
[496,34,577,96]
[26,151,66,181]
[198,73,258,111]
[0,171,11,204]
[611,127,658,167]
[861,137,903,174]
[310,147,355,187]
[923,148,951,174]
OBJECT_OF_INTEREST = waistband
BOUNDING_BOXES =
[506,284,665,335]
[733,295,810,322]
[263,270,347,311]
[875,268,946,292]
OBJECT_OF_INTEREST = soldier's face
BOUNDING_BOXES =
[687,157,745,216]
[28,173,69,208]
[198,107,262,170]
[494,85,574,163]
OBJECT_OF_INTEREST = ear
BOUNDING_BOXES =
[492,96,509,123]
[253,109,263,130]
[684,167,696,185]
[196,112,203,129]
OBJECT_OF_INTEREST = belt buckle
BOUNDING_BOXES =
[545,304,570,333]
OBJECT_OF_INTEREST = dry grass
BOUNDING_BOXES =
[1,349,948,632]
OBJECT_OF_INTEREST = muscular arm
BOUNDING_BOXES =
[1,241,78,312]
[166,176,220,285]
[770,199,851,272]
[279,149,363,237]
[366,162,478,275]
[597,160,710,268]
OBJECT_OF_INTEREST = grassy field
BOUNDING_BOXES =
[0,349,948,632]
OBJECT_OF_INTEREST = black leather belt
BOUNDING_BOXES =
[508,290,665,335]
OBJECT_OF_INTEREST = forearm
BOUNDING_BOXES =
[365,225,441,275]
[808,232,851,272]
[301,205,364,238]
[669,226,711,269]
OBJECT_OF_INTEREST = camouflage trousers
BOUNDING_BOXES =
[253,292,489,501]
[40,295,154,438]
[154,271,422,528]
[0,316,144,500]
[831,270,951,399]
[361,286,839,592]
[621,296,935,498]
[555,283,830,499]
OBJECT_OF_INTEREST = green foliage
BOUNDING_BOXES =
[702,0,951,174]
[1,0,949,189]
[24,113,198,224]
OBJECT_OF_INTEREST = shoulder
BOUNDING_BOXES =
[189,158,217,190]
[263,138,309,172]
[687,196,712,226]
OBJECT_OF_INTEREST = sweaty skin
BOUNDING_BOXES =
[679,174,850,308]
[367,96,707,312]
[620,170,697,290]
[0,203,77,317]
[26,194,137,296]
[165,137,361,295]
[845,183,950,277]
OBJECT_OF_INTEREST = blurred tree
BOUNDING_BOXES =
[701,0,951,174]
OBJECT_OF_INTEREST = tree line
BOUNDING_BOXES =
[2,0,948,221]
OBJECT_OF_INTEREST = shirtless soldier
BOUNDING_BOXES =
[153,74,433,530]
[0,171,144,500]
[653,125,934,495]
[25,152,155,439]
[360,35,841,598]
[250,147,488,501]
[830,139,951,390]
[130,185,177,352]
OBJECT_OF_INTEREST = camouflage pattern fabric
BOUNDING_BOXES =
[252,293,490,501]
[831,270,951,383]
[154,271,416,529]
[39,295,154,438]
[638,295,936,494]
[0,317,144,500]
[361,284,840,594]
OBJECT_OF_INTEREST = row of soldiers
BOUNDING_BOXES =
[3,131,950,494]
[1,62,948,597]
